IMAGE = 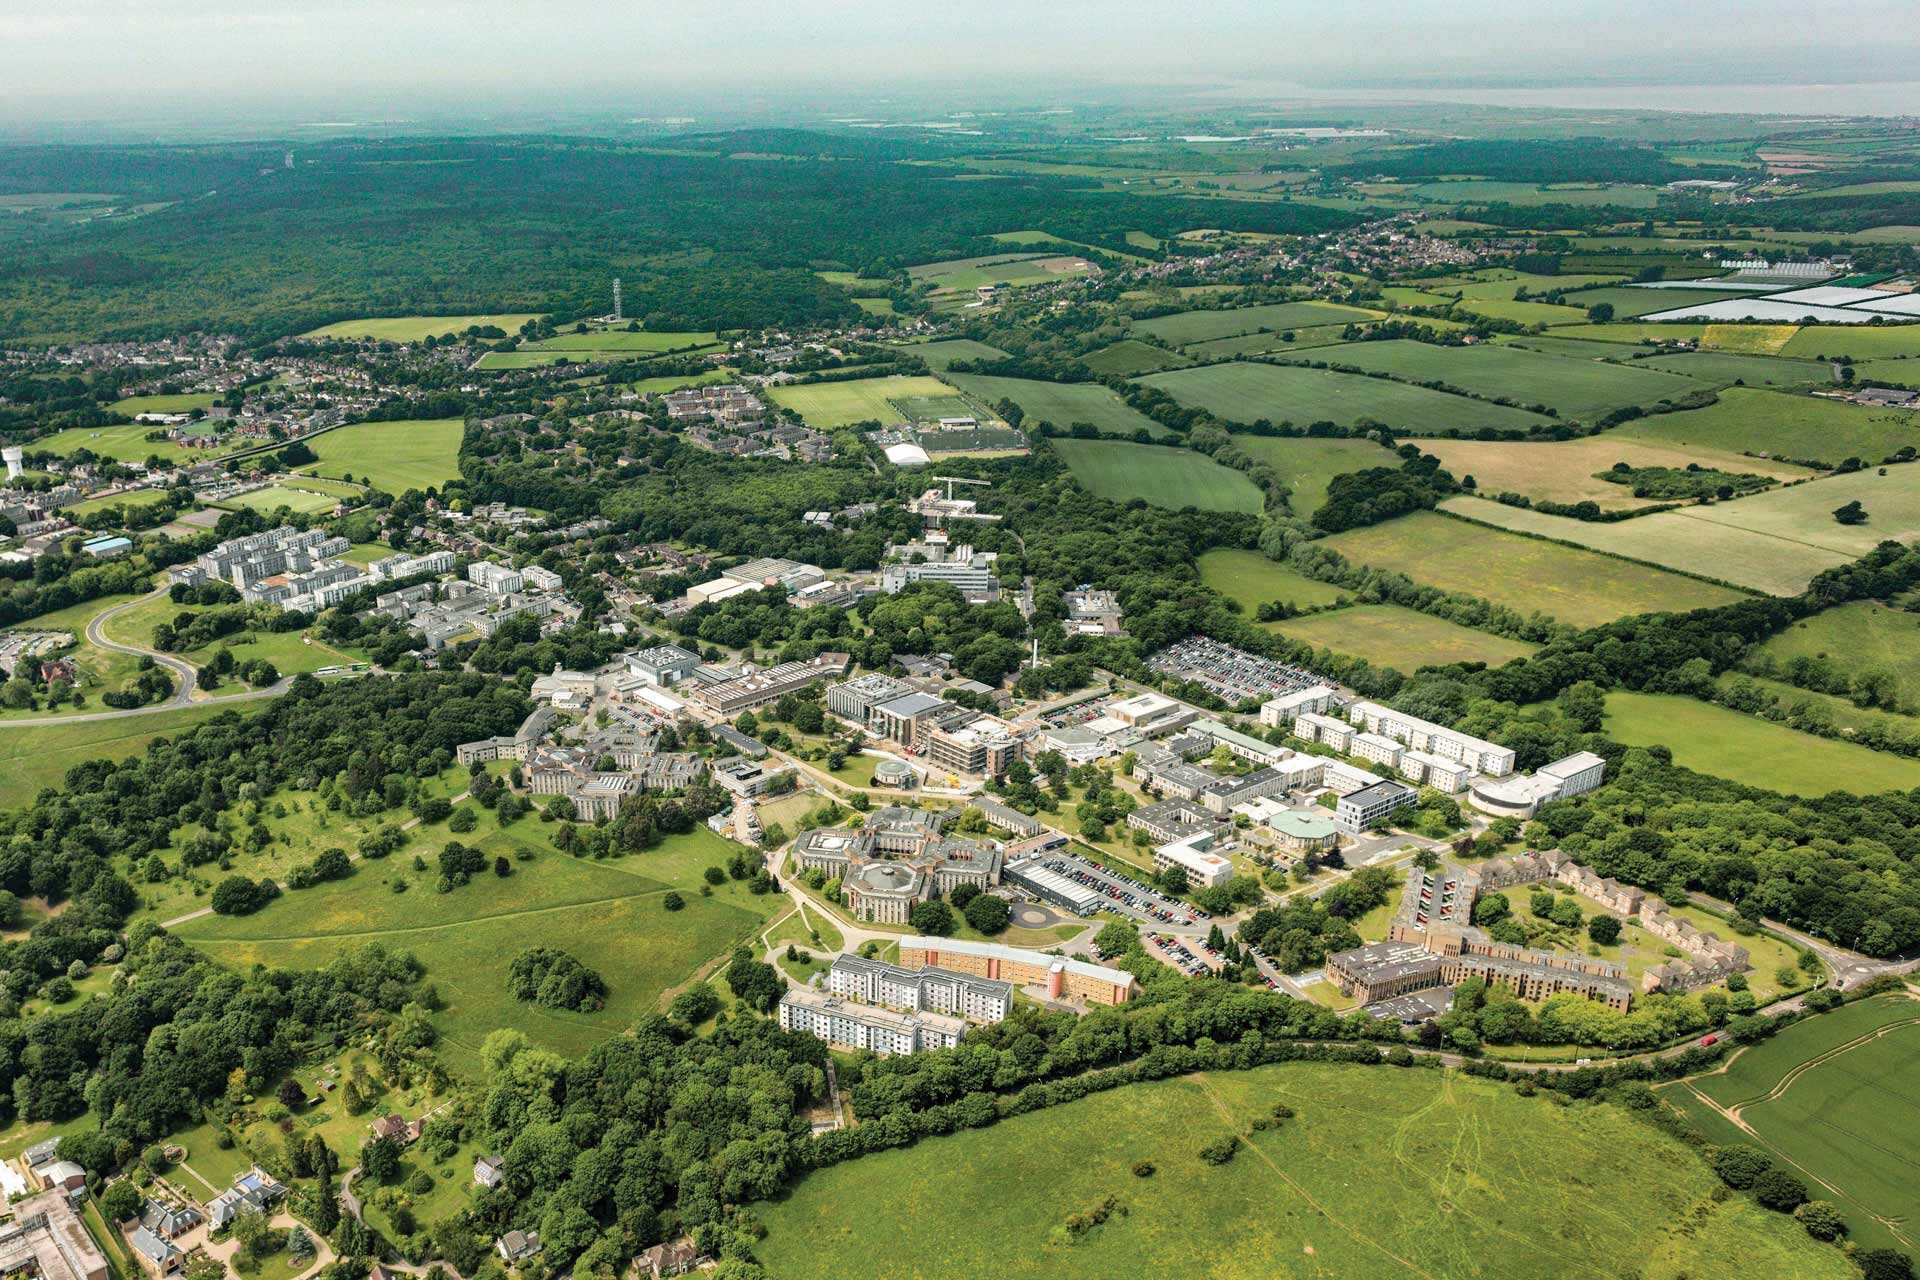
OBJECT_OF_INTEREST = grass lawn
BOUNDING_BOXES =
[301,418,464,493]
[1438,494,1840,598]
[1197,548,1350,611]
[1419,436,1811,510]
[943,373,1168,437]
[1051,439,1263,513]
[177,825,778,1062]
[1752,601,1920,709]
[103,593,356,678]
[1270,604,1539,671]
[1613,387,1920,468]
[299,314,543,341]
[1603,691,1920,795]
[767,375,957,428]
[1659,993,1920,1251]
[1226,435,1399,518]
[1325,510,1744,627]
[1140,361,1553,434]
[1285,339,1704,419]
[1128,300,1381,347]
[59,488,172,519]
[213,483,344,515]
[0,702,258,809]
[109,392,218,416]
[1077,340,1189,377]
[756,1062,1849,1280]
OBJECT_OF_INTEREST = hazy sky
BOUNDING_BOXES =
[5,0,1919,122]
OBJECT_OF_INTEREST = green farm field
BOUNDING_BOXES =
[1780,326,1920,361]
[1753,601,1920,709]
[1197,548,1350,611]
[1550,322,1709,346]
[1177,323,1370,360]
[1604,691,1920,794]
[301,418,464,492]
[1128,300,1380,347]
[1557,287,1756,318]
[299,313,543,341]
[1285,338,1706,418]
[1418,436,1812,510]
[1661,993,1920,1252]
[1324,510,1744,626]
[1612,387,1920,466]
[899,338,1011,370]
[906,252,1095,292]
[943,373,1168,437]
[1078,339,1190,376]
[1631,351,1830,388]
[1700,325,1800,355]
[1272,603,1540,671]
[1051,439,1262,513]
[1439,494,1842,596]
[0,702,258,809]
[177,825,775,1062]
[767,374,956,427]
[756,1062,1850,1280]
[1140,362,1553,434]
[1411,179,1661,207]
[1226,434,1399,517]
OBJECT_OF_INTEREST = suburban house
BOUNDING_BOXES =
[631,1239,704,1278]
[496,1230,542,1265]
[473,1156,504,1188]
[207,1168,286,1229]
[126,1225,183,1278]
[371,1114,423,1145]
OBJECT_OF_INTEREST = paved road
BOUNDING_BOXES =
[84,587,201,706]
[1688,891,1914,990]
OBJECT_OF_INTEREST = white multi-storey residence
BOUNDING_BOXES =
[1345,701,1516,777]
[776,987,965,1056]
[824,955,1011,1022]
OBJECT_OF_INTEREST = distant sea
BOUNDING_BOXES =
[1214,79,1920,117]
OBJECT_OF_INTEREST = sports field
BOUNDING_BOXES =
[756,1062,1850,1280]
[944,373,1168,437]
[1287,339,1706,419]
[1603,691,1920,794]
[301,418,465,493]
[1128,300,1381,347]
[177,824,775,1061]
[1419,437,1810,510]
[1613,387,1920,467]
[1661,993,1920,1251]
[299,313,542,341]
[33,421,224,464]
[1755,601,1920,709]
[767,374,957,427]
[1225,435,1399,517]
[1323,511,1743,626]
[1078,340,1190,376]
[212,483,346,515]
[1141,362,1553,434]
[59,487,172,519]
[1272,604,1539,671]
[109,392,219,416]
[1439,495,1841,596]
[1632,351,1829,388]
[1198,548,1350,611]
[1051,440,1263,513]
[0,702,258,809]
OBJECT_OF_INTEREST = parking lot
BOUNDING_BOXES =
[1039,850,1204,929]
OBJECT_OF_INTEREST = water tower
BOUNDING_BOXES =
[2,447,22,481]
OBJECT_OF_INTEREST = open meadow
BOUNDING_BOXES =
[1439,495,1846,597]
[1141,362,1553,434]
[32,421,225,464]
[104,592,356,677]
[1286,338,1706,419]
[1660,993,1920,1252]
[177,824,776,1062]
[897,338,1011,370]
[1632,350,1829,388]
[1051,439,1262,513]
[755,1062,1850,1280]
[1178,323,1372,360]
[1418,436,1812,510]
[1323,511,1744,626]
[1078,339,1190,376]
[1272,603,1539,671]
[300,418,464,492]
[906,252,1095,294]
[0,702,254,808]
[1226,435,1399,518]
[944,373,1168,437]
[1128,300,1380,347]
[1753,601,1920,709]
[1603,691,1920,794]
[1198,548,1351,611]
[767,374,957,427]
[299,313,542,341]
[1611,387,1920,467]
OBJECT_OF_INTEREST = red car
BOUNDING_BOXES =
[1699,1034,1718,1047]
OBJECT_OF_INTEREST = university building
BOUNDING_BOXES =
[776,987,966,1056]
[900,936,1137,1005]
[824,954,1012,1022]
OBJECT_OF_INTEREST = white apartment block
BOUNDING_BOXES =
[468,561,524,595]
[1259,685,1336,727]
[825,955,1011,1022]
[1399,750,1472,794]
[1345,701,1516,776]
[1294,712,1353,752]
[1350,732,1404,769]
[1153,835,1234,888]
[777,987,966,1056]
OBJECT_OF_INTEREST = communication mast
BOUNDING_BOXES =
[612,277,623,323]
